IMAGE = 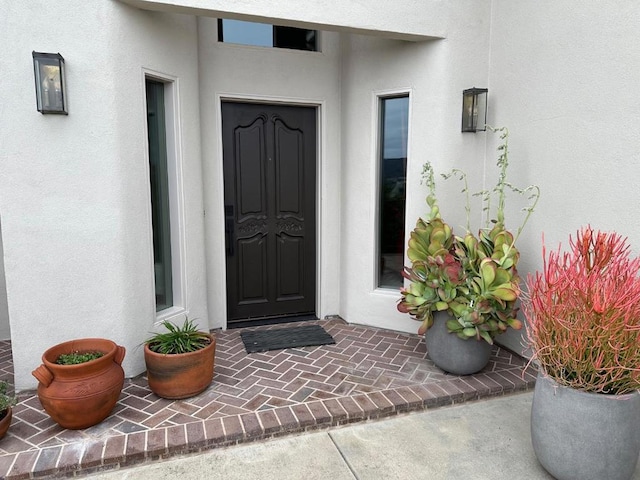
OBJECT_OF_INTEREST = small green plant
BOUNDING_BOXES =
[55,351,104,365]
[145,318,211,354]
[0,381,17,417]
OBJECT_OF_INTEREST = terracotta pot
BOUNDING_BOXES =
[32,338,126,429]
[0,407,12,440]
[425,311,492,375]
[144,334,216,399]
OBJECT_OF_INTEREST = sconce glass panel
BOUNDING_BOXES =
[32,52,67,114]
[461,88,487,132]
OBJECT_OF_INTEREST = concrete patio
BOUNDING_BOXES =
[0,318,538,478]
[86,392,558,480]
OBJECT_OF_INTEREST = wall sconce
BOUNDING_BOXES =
[32,51,68,115]
[461,88,487,132]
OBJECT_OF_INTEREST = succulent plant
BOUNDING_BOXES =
[398,127,538,344]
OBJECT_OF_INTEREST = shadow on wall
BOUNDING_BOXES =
[0,219,10,340]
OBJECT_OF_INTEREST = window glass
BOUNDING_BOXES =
[219,19,273,47]
[146,80,173,311]
[378,95,409,289]
[218,19,318,51]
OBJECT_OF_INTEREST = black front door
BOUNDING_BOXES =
[222,102,317,324]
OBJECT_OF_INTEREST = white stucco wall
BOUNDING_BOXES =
[0,1,208,389]
[339,1,494,337]
[4,0,638,391]
[487,1,640,352]
[197,18,343,326]
[0,226,10,340]
[119,0,448,40]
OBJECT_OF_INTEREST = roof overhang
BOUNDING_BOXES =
[118,0,446,41]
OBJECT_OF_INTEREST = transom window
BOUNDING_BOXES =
[217,19,318,52]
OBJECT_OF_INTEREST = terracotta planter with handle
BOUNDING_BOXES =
[144,334,216,399]
[32,338,126,429]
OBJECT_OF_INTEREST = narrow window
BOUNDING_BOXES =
[377,95,409,289]
[218,19,318,52]
[146,79,173,311]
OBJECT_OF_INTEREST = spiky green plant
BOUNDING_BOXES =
[145,318,211,354]
[398,127,539,344]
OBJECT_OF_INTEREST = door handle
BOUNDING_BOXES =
[225,205,234,256]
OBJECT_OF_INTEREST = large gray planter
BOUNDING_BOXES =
[425,312,492,375]
[531,371,640,480]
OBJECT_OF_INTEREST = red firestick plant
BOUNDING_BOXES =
[524,226,640,395]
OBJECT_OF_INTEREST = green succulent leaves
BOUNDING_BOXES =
[407,218,453,262]
[399,218,522,344]
[398,127,538,344]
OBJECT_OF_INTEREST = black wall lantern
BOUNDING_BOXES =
[461,88,487,132]
[32,51,68,114]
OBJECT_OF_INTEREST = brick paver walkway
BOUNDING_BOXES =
[0,318,536,478]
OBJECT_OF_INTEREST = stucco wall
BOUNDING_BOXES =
[339,1,494,337]
[5,1,638,390]
[0,1,208,389]
[120,0,448,40]
[0,225,9,340]
[487,1,640,352]
[197,18,343,326]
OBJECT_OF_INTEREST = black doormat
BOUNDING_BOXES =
[240,324,335,353]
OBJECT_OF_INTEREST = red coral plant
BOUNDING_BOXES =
[524,226,640,395]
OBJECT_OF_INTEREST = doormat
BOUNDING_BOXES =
[240,324,335,353]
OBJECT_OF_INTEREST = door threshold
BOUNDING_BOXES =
[228,314,318,329]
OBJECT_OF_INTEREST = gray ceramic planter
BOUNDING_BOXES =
[425,312,492,375]
[531,372,640,480]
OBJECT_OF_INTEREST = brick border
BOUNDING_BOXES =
[2,369,536,478]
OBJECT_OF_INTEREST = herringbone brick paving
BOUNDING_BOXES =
[0,318,536,478]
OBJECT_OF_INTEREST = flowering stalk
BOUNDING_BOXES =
[524,227,640,394]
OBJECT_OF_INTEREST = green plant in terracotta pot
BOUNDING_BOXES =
[55,351,104,365]
[397,127,540,374]
[32,338,126,429]
[524,226,640,480]
[144,317,216,399]
[0,381,17,440]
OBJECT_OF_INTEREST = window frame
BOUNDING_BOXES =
[374,91,411,291]
[143,71,187,320]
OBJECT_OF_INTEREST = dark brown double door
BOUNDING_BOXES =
[222,102,316,325]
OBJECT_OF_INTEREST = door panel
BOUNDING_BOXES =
[275,120,303,215]
[222,102,316,324]
[238,234,268,305]
[277,233,304,299]
[236,118,267,218]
